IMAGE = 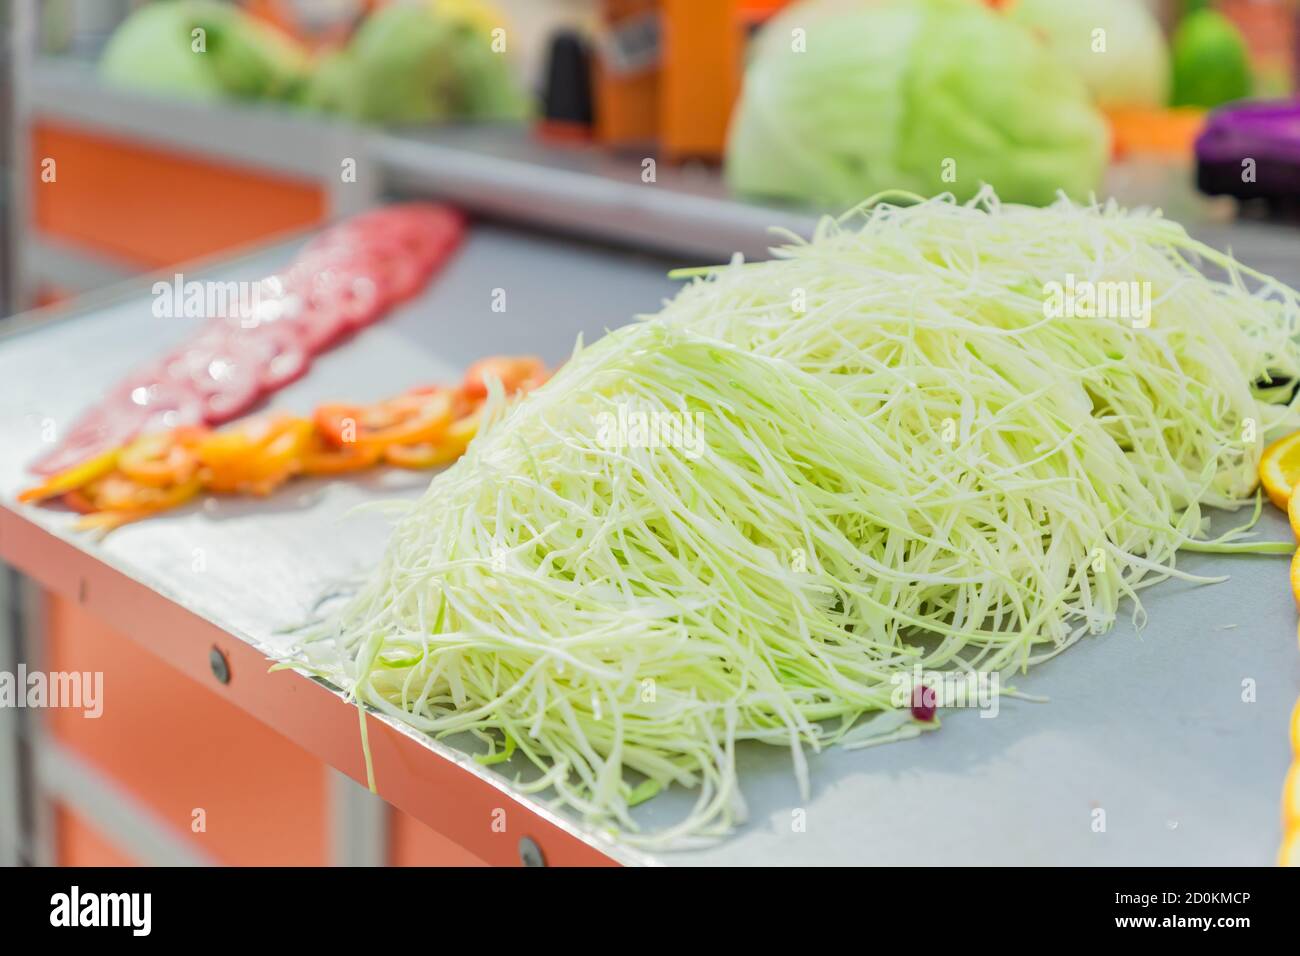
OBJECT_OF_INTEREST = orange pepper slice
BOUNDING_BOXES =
[197,416,313,496]
[63,488,101,515]
[18,447,120,503]
[67,473,202,518]
[460,356,547,401]
[24,356,550,536]
[73,477,202,533]
[301,433,383,476]
[383,442,462,469]
[384,412,481,469]
[118,427,208,488]
[315,390,452,450]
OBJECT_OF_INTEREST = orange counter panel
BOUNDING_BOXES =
[390,810,487,867]
[31,121,326,268]
[45,595,329,866]
[55,804,139,867]
[659,0,743,160]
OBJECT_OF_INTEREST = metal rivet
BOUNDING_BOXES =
[209,646,230,684]
[518,836,546,867]
[77,578,87,604]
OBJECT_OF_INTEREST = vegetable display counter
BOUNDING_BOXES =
[2,216,1298,866]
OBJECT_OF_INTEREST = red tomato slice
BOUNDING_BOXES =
[114,379,205,433]
[27,204,465,478]
[218,321,310,391]
[161,330,262,424]
[289,299,351,354]
[30,407,140,476]
[357,242,433,306]
[307,204,463,272]
[30,374,206,475]
[318,268,383,329]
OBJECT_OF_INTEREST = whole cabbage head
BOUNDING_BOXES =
[304,2,529,123]
[1009,0,1170,110]
[726,0,1108,209]
[99,0,309,102]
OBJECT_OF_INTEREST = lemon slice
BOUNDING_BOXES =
[1290,550,1300,611]
[1282,826,1300,867]
[1292,697,1300,756]
[1260,431,1300,510]
[1286,763,1300,828]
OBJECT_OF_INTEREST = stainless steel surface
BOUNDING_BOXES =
[376,127,819,262]
[28,58,358,180]
[24,233,140,295]
[1,213,1298,865]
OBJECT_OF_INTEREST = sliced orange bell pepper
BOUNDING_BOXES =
[383,441,462,469]
[63,488,101,515]
[18,447,120,503]
[197,416,313,496]
[73,477,202,533]
[460,356,548,401]
[314,390,453,450]
[384,412,481,469]
[65,473,202,518]
[118,427,208,488]
[22,354,550,536]
[301,433,383,476]
[407,383,479,419]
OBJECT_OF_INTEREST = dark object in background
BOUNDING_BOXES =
[539,30,594,142]
[1196,100,1300,218]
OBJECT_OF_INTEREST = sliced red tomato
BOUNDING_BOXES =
[30,375,206,477]
[283,257,383,337]
[311,204,463,271]
[28,203,465,480]
[218,320,310,392]
[28,411,132,477]
[160,329,262,424]
[314,267,384,329]
[351,248,428,308]
[288,296,351,354]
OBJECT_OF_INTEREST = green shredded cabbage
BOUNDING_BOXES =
[298,190,1300,846]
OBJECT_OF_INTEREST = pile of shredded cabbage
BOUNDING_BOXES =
[300,190,1300,845]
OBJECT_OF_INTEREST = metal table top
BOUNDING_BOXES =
[2,212,1298,865]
